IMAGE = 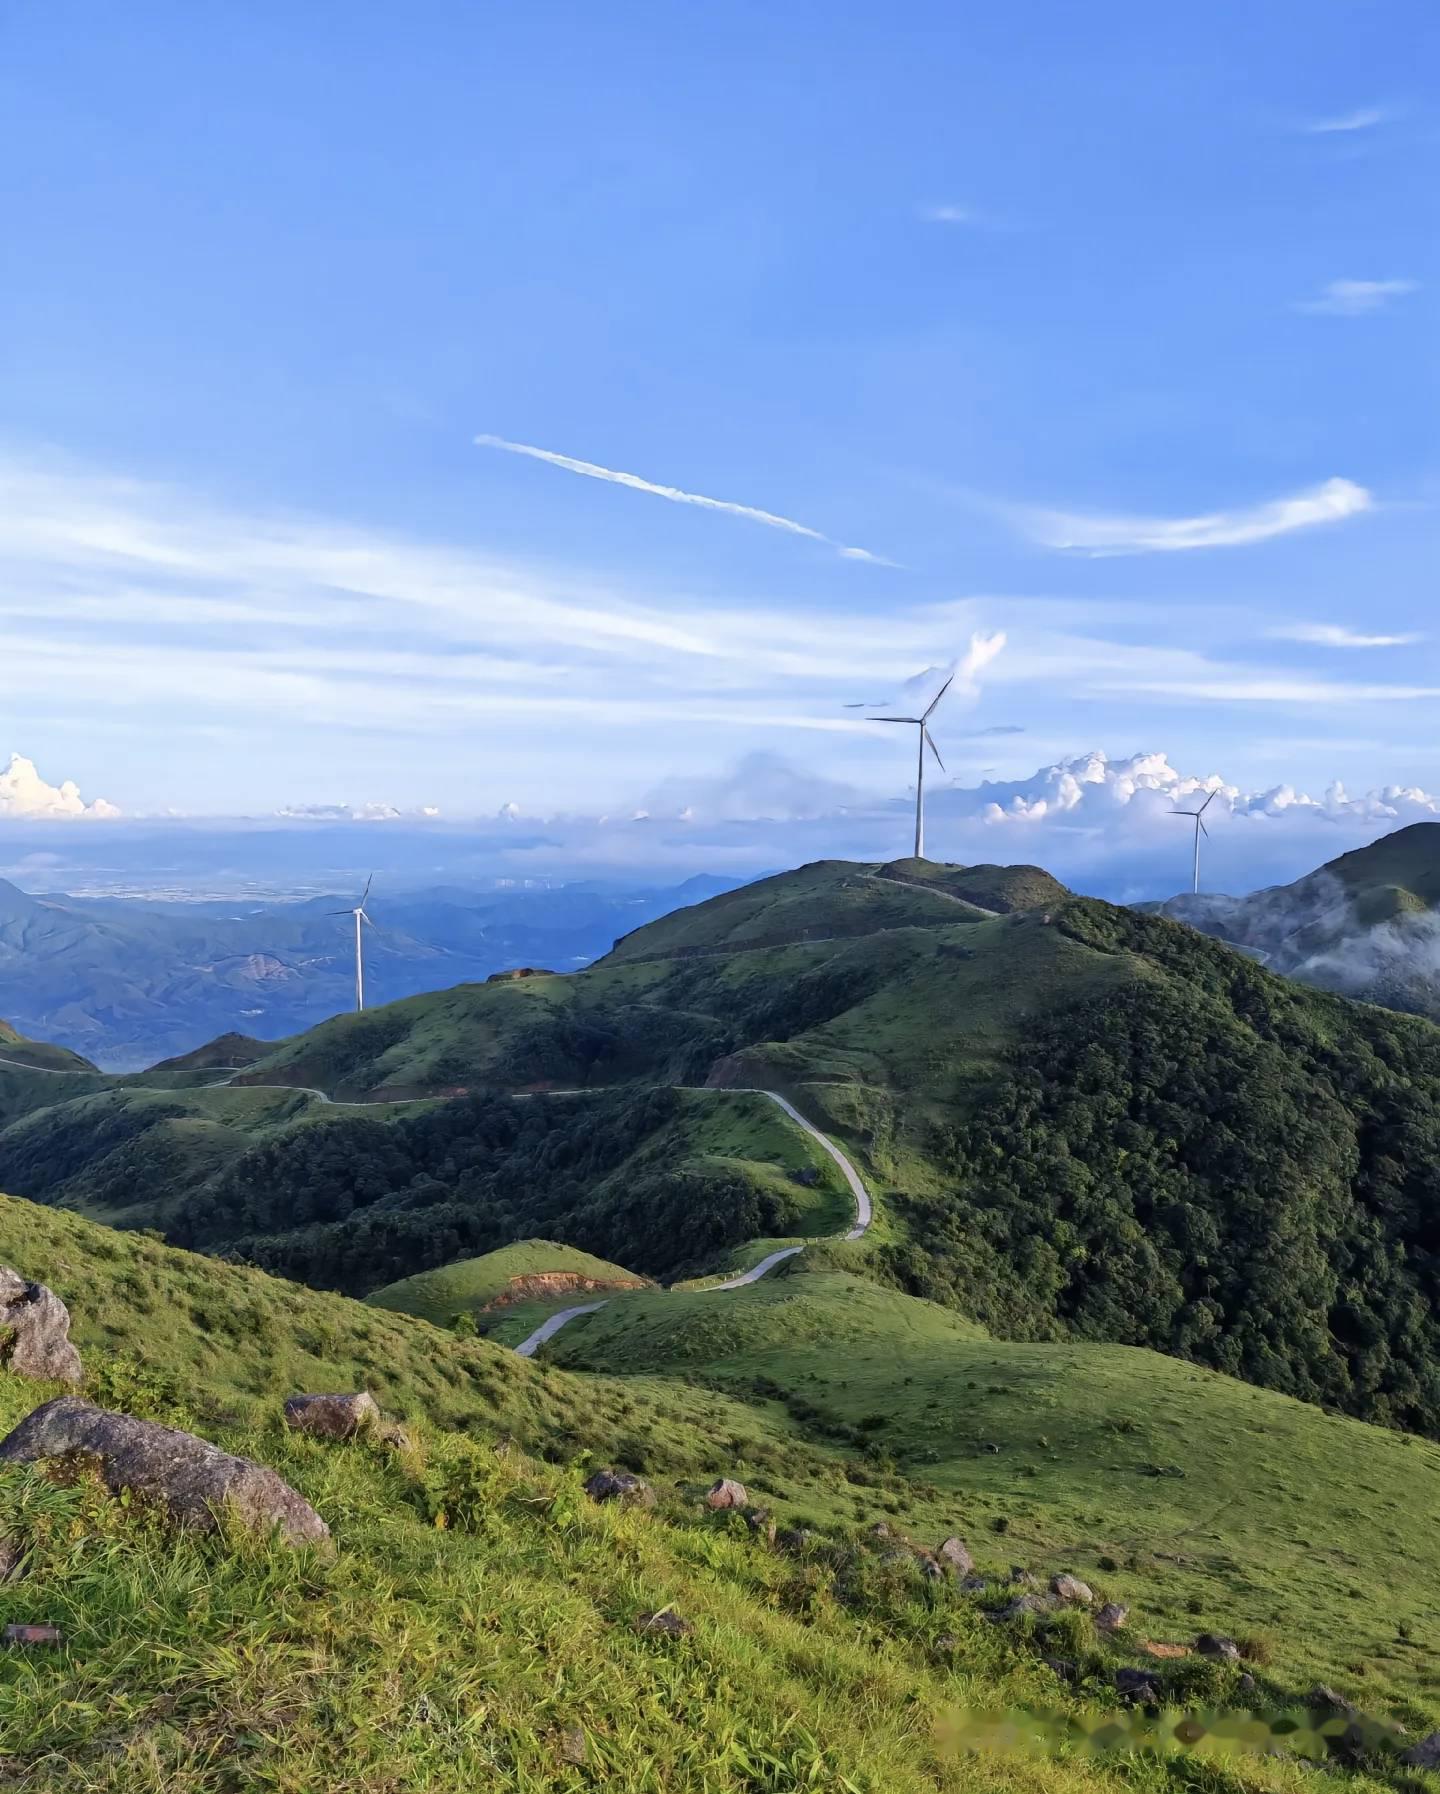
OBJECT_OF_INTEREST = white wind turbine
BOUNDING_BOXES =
[1171,790,1217,894]
[860,670,956,860]
[330,875,375,1012]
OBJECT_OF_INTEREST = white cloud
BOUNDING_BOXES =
[1269,622,1422,649]
[920,204,975,225]
[1297,279,1418,316]
[273,801,438,822]
[1011,477,1373,554]
[473,433,886,563]
[644,751,864,823]
[0,753,119,820]
[1302,106,1394,134]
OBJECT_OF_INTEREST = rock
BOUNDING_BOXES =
[934,1634,958,1653]
[283,1393,380,1440]
[919,1556,945,1581]
[1402,1731,1440,1770]
[0,1397,329,1546]
[744,1506,776,1543]
[1050,1574,1094,1606]
[960,1575,988,1593]
[3,1623,61,1647]
[0,1537,24,1583]
[1195,1633,1241,1663]
[880,1548,916,1570]
[1009,1566,1038,1588]
[984,1443,1001,1454]
[1095,1602,1129,1632]
[583,1469,655,1508]
[0,1269,82,1386]
[1043,1657,1078,1683]
[556,1724,587,1766]
[867,1521,893,1541]
[1115,1667,1162,1703]
[993,1594,1050,1622]
[378,1424,414,1452]
[1237,1673,1256,1696]
[937,1536,974,1576]
[1309,1684,1359,1718]
[776,1527,815,1555]
[634,1609,692,1639]
[704,1477,748,1510]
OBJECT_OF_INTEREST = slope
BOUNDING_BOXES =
[0,1018,97,1075]
[366,1238,653,1324]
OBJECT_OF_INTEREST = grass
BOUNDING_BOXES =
[366,1239,653,1325]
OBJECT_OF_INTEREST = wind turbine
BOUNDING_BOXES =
[330,875,375,1012]
[867,671,956,860]
[1171,790,1217,894]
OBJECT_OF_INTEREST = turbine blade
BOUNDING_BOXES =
[1171,808,1197,818]
[326,907,352,915]
[924,727,946,772]
[869,715,921,724]
[361,873,374,905]
[1199,819,1209,839]
[1199,789,1217,814]
[921,671,957,721]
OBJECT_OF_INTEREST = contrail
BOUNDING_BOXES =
[475,433,888,564]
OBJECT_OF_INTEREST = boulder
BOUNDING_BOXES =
[1195,1632,1241,1663]
[1402,1732,1440,1770]
[0,1397,329,1546]
[0,1269,82,1386]
[704,1477,748,1511]
[1095,1602,1129,1632]
[1050,1573,1094,1606]
[634,1609,692,1639]
[992,1594,1050,1622]
[583,1469,655,1509]
[937,1535,974,1576]
[1309,1684,1359,1718]
[1115,1667,1162,1704]
[283,1393,380,1440]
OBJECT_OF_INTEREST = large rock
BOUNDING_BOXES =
[583,1469,655,1509]
[283,1393,380,1440]
[1195,1632,1241,1663]
[0,1269,82,1386]
[1095,1601,1130,1632]
[1050,1573,1094,1606]
[937,1536,974,1576]
[704,1477,748,1510]
[0,1397,328,1546]
[1115,1667,1162,1704]
[1403,1732,1440,1770]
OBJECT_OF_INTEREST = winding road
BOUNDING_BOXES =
[0,1053,873,1360]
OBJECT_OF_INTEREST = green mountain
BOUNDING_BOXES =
[8,852,1440,1440]
[3,1188,1440,1788]
[0,1019,97,1074]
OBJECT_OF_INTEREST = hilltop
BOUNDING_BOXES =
[0,1019,96,1075]
[4,1188,1440,1789]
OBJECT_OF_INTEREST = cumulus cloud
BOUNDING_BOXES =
[1011,478,1374,554]
[1269,622,1422,649]
[474,433,887,563]
[0,753,119,820]
[1297,279,1418,316]
[643,751,865,824]
[273,802,439,823]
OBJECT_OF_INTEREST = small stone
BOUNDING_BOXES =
[0,1397,328,1545]
[283,1393,381,1440]
[867,1521,892,1541]
[1402,1731,1440,1770]
[776,1527,815,1554]
[919,1556,945,1580]
[3,1624,62,1647]
[1309,1684,1358,1717]
[1009,1566,1038,1587]
[556,1724,586,1765]
[583,1469,655,1508]
[743,1506,776,1543]
[937,1536,974,1576]
[960,1574,987,1593]
[0,1268,82,1386]
[1050,1574,1094,1606]
[704,1477,748,1510]
[1195,1633,1241,1663]
[1115,1667,1161,1703]
[993,1594,1049,1622]
[1237,1673,1256,1696]
[1043,1656,1078,1683]
[934,1634,958,1653]
[634,1608,692,1639]
[0,1538,25,1584]
[1095,1602,1129,1632]
[985,1443,1002,1454]
[378,1424,414,1452]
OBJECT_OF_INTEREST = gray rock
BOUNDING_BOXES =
[1195,1632,1241,1663]
[867,1521,892,1541]
[1237,1673,1256,1696]
[283,1392,381,1440]
[583,1469,655,1508]
[1095,1601,1129,1631]
[935,1633,958,1653]
[704,1476,748,1510]
[0,1269,82,1387]
[960,1574,988,1594]
[919,1556,945,1580]
[1115,1667,1162,1703]
[993,1594,1050,1622]
[1050,1573,1094,1606]
[776,1527,815,1554]
[1402,1731,1440,1770]
[634,1608,692,1638]
[1308,1684,1358,1717]
[1044,1656,1078,1683]
[0,1397,328,1545]
[556,1723,587,1766]
[1009,1566,1038,1587]
[937,1535,974,1576]
[744,1506,776,1543]
[0,1536,24,1583]
[378,1423,414,1452]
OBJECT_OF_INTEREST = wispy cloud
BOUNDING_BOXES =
[919,204,976,225]
[1302,106,1395,134]
[1269,623,1423,650]
[1008,477,1374,555]
[473,433,888,564]
[1296,278,1418,316]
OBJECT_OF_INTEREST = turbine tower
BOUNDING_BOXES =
[869,671,955,860]
[1171,790,1217,894]
[329,875,375,1012]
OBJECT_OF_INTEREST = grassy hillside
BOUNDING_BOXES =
[2,1191,1438,1788]
[367,1238,653,1324]
[0,1018,97,1074]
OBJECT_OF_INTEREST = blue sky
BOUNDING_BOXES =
[1,0,1437,870]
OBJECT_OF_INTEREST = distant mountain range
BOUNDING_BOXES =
[0,873,743,1069]
[1143,821,1440,1020]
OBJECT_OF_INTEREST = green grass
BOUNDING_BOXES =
[367,1239,652,1325]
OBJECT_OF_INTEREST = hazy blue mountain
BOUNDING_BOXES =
[0,873,746,1069]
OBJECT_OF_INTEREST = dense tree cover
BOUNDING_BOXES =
[881,900,1440,1433]
[161,1089,803,1294]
